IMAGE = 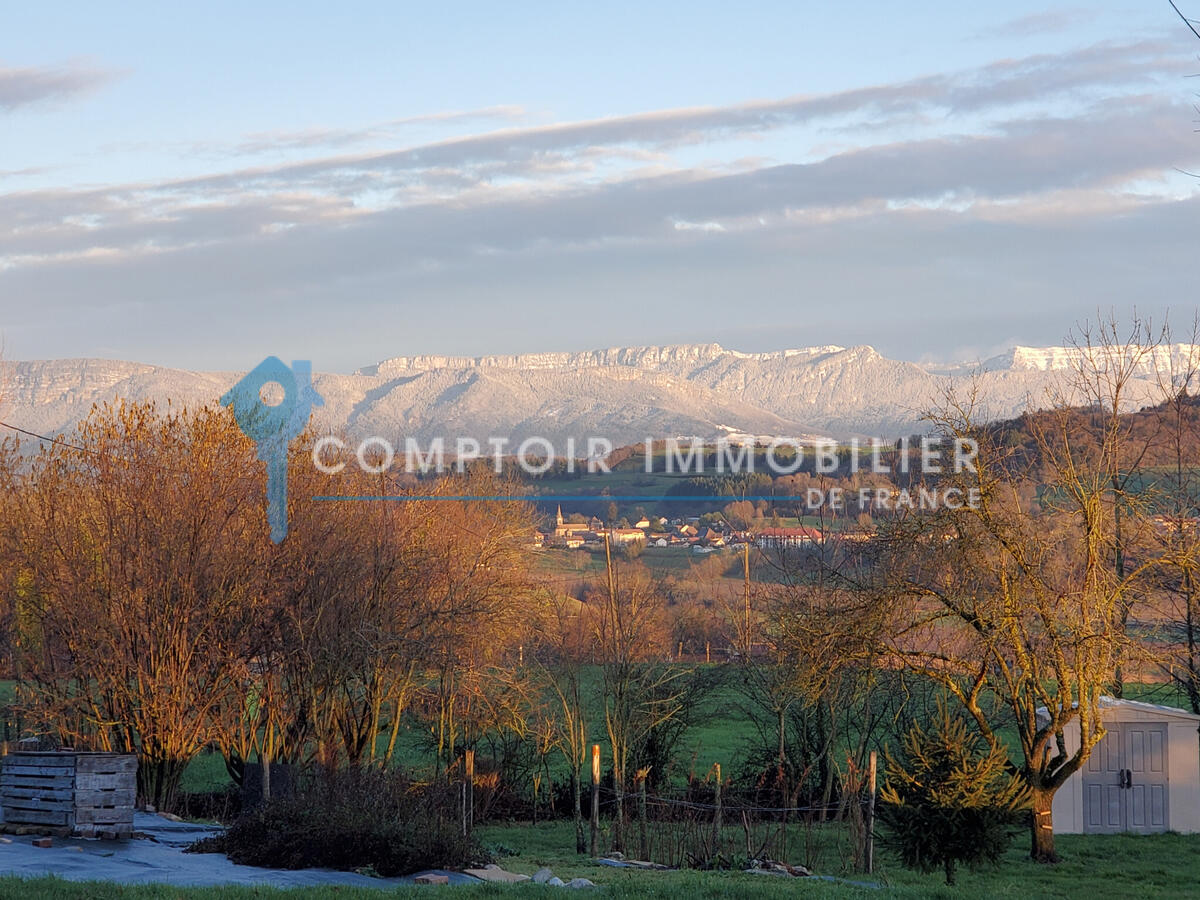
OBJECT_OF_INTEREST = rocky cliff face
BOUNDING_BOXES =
[2,342,1185,446]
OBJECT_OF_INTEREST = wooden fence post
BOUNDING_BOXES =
[261,749,271,804]
[590,744,600,857]
[637,768,649,860]
[460,768,467,837]
[865,750,877,874]
[711,763,722,854]
[465,749,475,836]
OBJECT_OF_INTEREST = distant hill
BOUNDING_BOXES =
[2,342,1190,446]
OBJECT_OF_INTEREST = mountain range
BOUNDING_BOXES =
[2,343,1190,447]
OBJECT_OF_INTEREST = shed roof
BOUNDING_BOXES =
[1036,696,1200,725]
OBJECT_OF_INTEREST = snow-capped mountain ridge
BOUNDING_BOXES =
[995,344,1200,374]
[2,341,1188,446]
[361,343,848,377]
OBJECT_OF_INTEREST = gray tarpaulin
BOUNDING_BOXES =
[0,812,483,888]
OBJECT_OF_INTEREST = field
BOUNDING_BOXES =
[12,676,1200,898]
[3,829,1199,898]
[177,677,1199,795]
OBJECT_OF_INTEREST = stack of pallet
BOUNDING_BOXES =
[1,751,136,839]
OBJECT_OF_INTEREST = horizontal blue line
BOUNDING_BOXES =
[312,495,812,502]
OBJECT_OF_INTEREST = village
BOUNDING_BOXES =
[535,505,825,552]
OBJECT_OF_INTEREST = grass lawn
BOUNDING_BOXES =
[2,826,1198,898]
[472,822,1200,898]
[182,662,751,795]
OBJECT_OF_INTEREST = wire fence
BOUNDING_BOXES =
[581,783,873,872]
[453,748,880,875]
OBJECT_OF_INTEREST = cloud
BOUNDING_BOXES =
[0,59,117,112]
[2,36,1198,369]
[974,10,1086,40]
[13,93,1189,262]
[90,37,1172,212]
[229,106,528,155]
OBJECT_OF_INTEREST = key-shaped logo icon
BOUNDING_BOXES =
[221,358,324,542]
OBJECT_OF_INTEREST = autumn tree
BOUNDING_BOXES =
[216,459,538,779]
[4,401,268,809]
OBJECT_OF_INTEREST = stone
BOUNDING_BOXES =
[548,876,565,886]
[463,866,530,883]
[744,859,813,878]
[565,878,596,888]
[414,873,449,885]
[32,838,52,849]
[532,867,555,883]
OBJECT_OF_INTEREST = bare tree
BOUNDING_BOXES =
[594,540,686,851]
[534,590,595,852]
[880,377,1157,862]
[1063,313,1166,695]
[1144,319,1200,715]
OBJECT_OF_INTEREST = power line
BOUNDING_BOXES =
[0,420,94,456]
[1170,0,1200,41]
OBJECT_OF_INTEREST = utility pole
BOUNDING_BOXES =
[743,540,751,659]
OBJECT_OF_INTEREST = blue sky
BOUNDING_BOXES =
[2,2,1199,371]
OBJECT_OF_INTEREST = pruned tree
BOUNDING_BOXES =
[879,373,1157,862]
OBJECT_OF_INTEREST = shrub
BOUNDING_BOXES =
[878,703,1030,886]
[189,768,488,876]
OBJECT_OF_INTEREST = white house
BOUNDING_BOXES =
[756,526,823,548]
[1039,697,1200,834]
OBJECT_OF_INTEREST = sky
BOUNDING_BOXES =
[2,1,1199,372]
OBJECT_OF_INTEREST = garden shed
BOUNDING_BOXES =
[1043,697,1200,834]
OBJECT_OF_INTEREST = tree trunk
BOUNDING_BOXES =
[777,707,788,821]
[1030,789,1058,863]
[1111,480,1127,698]
[612,771,626,852]
[572,767,586,853]
[944,856,956,886]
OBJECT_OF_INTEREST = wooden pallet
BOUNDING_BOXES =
[1,752,136,839]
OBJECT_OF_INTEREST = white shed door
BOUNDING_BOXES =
[1081,723,1169,834]
[1123,723,1168,833]
[1082,726,1126,833]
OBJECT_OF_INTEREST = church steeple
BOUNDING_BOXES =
[556,505,564,526]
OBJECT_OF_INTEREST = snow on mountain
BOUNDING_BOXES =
[1,342,1189,447]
